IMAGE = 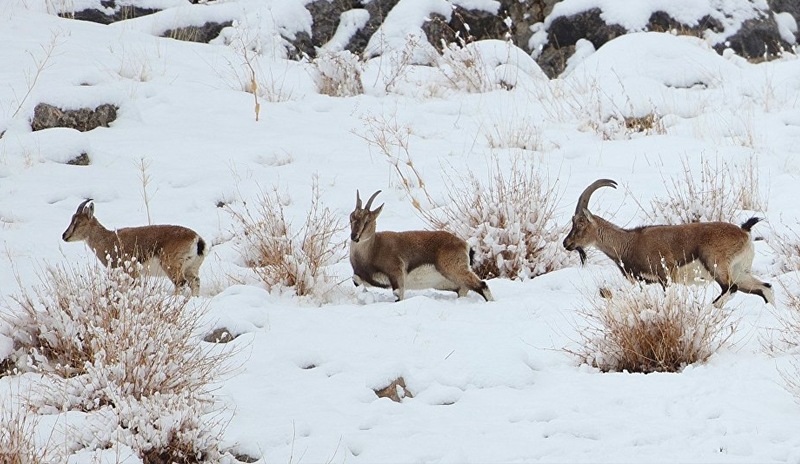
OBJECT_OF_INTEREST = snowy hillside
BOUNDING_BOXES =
[3,0,800,463]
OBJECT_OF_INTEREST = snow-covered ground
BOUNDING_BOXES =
[3,0,800,462]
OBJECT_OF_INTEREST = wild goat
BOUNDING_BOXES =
[62,199,207,296]
[563,179,773,307]
[349,190,493,302]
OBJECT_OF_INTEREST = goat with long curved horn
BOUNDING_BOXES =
[563,179,772,308]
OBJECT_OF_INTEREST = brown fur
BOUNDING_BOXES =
[349,190,493,302]
[62,200,206,296]
[563,179,773,307]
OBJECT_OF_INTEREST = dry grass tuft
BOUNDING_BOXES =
[437,41,495,94]
[766,223,800,275]
[768,273,800,403]
[227,181,345,299]
[418,158,571,280]
[4,261,224,395]
[0,399,47,464]
[483,115,542,151]
[569,281,737,373]
[356,114,571,279]
[0,260,232,462]
[643,154,766,224]
[623,113,665,134]
[312,49,364,97]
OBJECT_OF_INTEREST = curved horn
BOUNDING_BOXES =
[365,190,381,211]
[76,198,93,213]
[356,190,362,210]
[575,179,616,215]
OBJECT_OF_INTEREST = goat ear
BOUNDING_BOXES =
[372,203,384,217]
[84,202,95,218]
[583,209,594,223]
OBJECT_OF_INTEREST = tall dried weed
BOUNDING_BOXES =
[570,280,737,373]
[356,113,570,279]
[0,261,232,462]
[644,154,766,224]
[227,182,345,300]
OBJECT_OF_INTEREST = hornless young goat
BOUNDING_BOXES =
[62,199,207,296]
[562,179,773,307]
[349,190,493,302]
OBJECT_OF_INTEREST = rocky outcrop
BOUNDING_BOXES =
[67,153,91,166]
[715,16,790,60]
[537,8,627,77]
[31,103,118,132]
[61,0,231,44]
[66,0,159,24]
[770,0,800,33]
[162,21,233,43]
[58,0,800,78]
[287,0,400,59]
[287,0,797,79]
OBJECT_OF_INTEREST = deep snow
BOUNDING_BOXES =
[3,0,800,462]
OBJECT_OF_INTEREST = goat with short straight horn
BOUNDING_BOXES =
[349,190,493,302]
[62,199,207,296]
[562,179,773,308]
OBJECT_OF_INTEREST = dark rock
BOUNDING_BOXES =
[286,0,400,59]
[770,0,800,43]
[66,5,160,24]
[307,0,349,49]
[286,31,315,60]
[537,8,626,77]
[203,327,239,343]
[547,8,627,51]
[769,0,800,23]
[422,0,557,53]
[536,43,575,79]
[31,103,118,132]
[346,0,400,56]
[647,11,723,34]
[423,6,510,51]
[162,21,232,43]
[67,152,91,166]
[230,451,260,463]
[287,0,353,58]
[503,0,555,51]
[715,16,792,60]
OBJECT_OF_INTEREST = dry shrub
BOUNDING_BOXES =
[645,154,766,224]
[312,49,364,97]
[0,400,47,464]
[570,281,737,373]
[483,115,542,151]
[767,223,800,275]
[623,113,665,134]
[356,114,571,279]
[0,261,231,462]
[86,392,225,464]
[437,41,495,93]
[228,182,345,299]
[769,273,800,402]
[417,158,570,279]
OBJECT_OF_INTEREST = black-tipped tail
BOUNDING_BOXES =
[197,238,207,256]
[740,217,763,232]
